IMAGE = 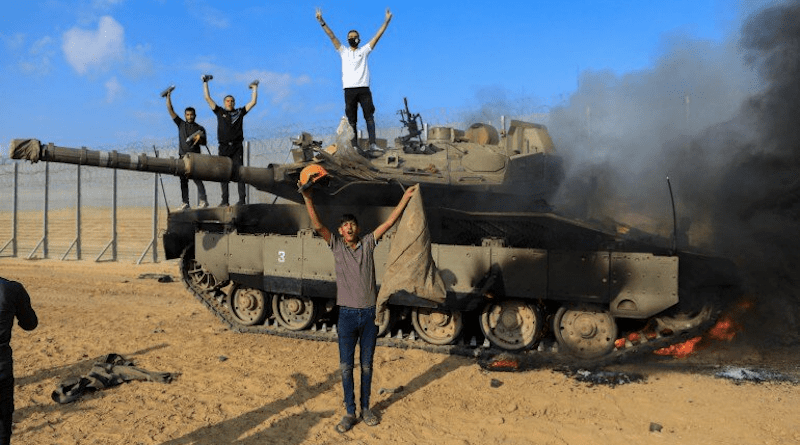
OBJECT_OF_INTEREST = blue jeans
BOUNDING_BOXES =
[337,306,377,415]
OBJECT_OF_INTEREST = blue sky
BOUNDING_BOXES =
[0,0,772,149]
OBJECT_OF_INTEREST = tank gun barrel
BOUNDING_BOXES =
[8,138,284,195]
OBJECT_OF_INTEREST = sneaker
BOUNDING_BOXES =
[335,414,357,433]
[219,201,229,207]
[178,202,190,211]
[361,408,380,427]
[235,200,246,206]
[198,200,208,209]
[368,143,385,155]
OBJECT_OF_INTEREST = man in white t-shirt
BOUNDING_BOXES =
[316,8,392,157]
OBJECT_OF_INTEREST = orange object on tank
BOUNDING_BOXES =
[299,164,329,189]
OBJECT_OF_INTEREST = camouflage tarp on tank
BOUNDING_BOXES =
[376,190,446,324]
[9,139,42,162]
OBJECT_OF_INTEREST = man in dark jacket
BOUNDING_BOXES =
[0,278,38,445]
[165,88,208,210]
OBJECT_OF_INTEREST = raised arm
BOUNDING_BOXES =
[368,8,392,49]
[203,78,217,110]
[373,184,417,241]
[245,82,258,112]
[316,8,342,51]
[301,188,332,243]
[165,89,178,120]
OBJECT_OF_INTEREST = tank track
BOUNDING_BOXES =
[182,276,722,369]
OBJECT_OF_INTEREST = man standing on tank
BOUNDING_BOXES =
[203,76,258,206]
[165,89,208,210]
[301,182,418,433]
[315,7,392,157]
[0,277,38,445]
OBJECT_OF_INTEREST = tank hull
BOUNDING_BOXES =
[166,202,739,361]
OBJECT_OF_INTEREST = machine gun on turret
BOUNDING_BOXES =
[397,97,433,154]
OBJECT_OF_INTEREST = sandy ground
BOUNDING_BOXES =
[0,256,798,445]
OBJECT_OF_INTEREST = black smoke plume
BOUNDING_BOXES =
[550,0,800,345]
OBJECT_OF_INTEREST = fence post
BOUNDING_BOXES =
[0,163,18,257]
[28,160,49,259]
[96,168,118,261]
[61,161,82,260]
[137,173,159,264]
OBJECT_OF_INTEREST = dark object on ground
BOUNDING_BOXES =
[377,386,403,395]
[480,357,522,372]
[490,378,503,388]
[137,273,173,283]
[649,422,662,432]
[51,353,179,404]
[562,368,646,387]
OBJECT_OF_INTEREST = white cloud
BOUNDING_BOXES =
[19,36,57,74]
[186,0,230,29]
[92,0,125,9]
[0,32,25,50]
[194,64,311,106]
[62,16,125,75]
[105,76,123,103]
[127,43,154,77]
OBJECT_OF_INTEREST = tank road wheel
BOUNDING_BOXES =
[272,294,318,331]
[480,300,543,351]
[179,246,224,298]
[376,307,396,338]
[229,286,270,326]
[411,307,463,345]
[553,304,618,359]
[655,293,716,333]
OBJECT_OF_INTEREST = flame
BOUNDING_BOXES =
[653,307,746,358]
[615,297,752,357]
[654,336,703,358]
[707,316,738,341]
[488,359,519,370]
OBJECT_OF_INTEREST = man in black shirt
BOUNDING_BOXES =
[165,89,208,210]
[0,277,38,445]
[203,76,258,206]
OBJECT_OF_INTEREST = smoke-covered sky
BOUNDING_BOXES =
[545,0,800,345]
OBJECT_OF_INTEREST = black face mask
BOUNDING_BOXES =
[348,37,360,48]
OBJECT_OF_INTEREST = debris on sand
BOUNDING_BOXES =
[714,366,796,384]
[137,273,173,283]
[563,369,646,387]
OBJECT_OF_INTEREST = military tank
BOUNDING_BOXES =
[9,107,740,362]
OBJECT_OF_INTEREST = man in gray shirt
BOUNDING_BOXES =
[301,183,417,433]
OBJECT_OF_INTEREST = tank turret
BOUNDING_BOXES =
[10,114,563,211]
